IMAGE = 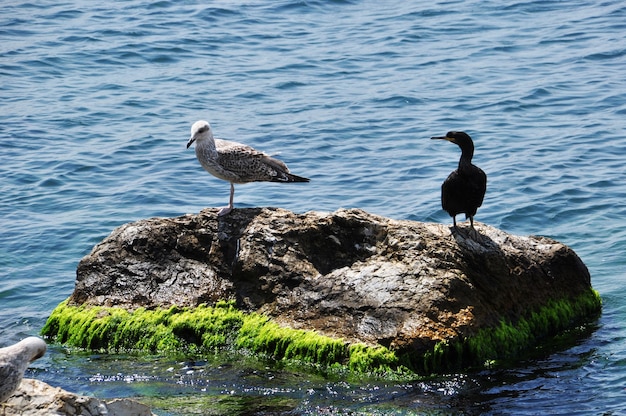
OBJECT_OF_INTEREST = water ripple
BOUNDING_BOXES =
[1,0,626,414]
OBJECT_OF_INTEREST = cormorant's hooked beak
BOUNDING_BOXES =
[186,136,196,149]
[431,135,453,142]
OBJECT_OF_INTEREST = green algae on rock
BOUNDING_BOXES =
[43,208,602,375]
[421,289,602,373]
[42,300,239,354]
[42,292,600,376]
[42,300,407,376]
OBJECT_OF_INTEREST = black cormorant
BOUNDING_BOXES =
[431,131,487,229]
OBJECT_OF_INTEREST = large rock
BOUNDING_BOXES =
[62,208,599,369]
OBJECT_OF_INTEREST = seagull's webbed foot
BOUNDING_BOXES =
[217,206,233,216]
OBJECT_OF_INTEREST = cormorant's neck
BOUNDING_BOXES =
[458,146,474,171]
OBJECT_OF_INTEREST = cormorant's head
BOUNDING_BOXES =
[187,120,212,148]
[431,131,475,159]
[431,131,472,145]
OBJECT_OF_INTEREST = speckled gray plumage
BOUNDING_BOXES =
[0,337,47,402]
[186,120,309,215]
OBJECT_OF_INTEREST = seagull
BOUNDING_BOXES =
[0,337,47,402]
[186,120,310,216]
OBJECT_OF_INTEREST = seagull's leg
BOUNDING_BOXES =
[225,183,235,214]
[218,183,235,216]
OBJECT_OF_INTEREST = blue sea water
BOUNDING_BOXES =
[1,0,625,414]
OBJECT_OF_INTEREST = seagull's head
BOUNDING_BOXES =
[21,336,47,362]
[187,120,212,149]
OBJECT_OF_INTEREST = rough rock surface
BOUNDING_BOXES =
[68,208,594,355]
[1,379,154,416]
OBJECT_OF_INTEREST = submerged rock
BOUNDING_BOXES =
[1,338,153,415]
[2,379,154,416]
[46,208,600,373]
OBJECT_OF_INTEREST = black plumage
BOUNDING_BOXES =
[431,131,487,229]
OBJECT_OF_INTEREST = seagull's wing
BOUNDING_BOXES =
[215,139,290,182]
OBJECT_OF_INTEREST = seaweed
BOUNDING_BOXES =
[42,289,601,376]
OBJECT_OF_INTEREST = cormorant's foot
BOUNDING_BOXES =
[451,226,470,240]
[467,226,487,243]
[450,224,468,240]
[450,224,484,243]
[217,206,233,216]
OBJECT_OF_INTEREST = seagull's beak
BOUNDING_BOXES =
[186,136,196,149]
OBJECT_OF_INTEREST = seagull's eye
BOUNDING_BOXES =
[199,126,208,133]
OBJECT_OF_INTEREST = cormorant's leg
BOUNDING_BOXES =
[468,216,483,241]
[218,183,235,216]
[449,216,460,235]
